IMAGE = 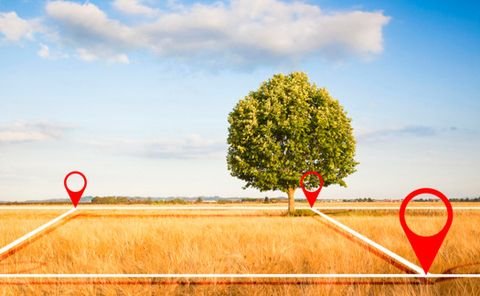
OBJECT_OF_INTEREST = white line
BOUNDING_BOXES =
[0,273,478,279]
[0,206,479,210]
[0,206,290,210]
[77,206,290,210]
[317,206,480,210]
[0,208,77,257]
[310,208,425,275]
[0,206,72,210]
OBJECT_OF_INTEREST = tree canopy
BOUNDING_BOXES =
[227,72,358,213]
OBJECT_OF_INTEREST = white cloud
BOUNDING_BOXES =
[43,0,390,66]
[76,48,98,62]
[142,134,225,159]
[37,43,50,58]
[356,125,460,143]
[0,12,38,42]
[113,0,159,17]
[45,1,138,63]
[76,48,129,63]
[45,1,140,46]
[37,43,69,59]
[0,122,68,144]
[88,134,225,159]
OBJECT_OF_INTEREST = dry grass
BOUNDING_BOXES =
[331,210,480,274]
[0,210,64,247]
[0,205,478,295]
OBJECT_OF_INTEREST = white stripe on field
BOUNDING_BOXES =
[0,206,289,210]
[0,273,478,279]
[310,208,425,275]
[78,206,288,210]
[0,206,478,210]
[317,206,480,210]
[0,208,77,257]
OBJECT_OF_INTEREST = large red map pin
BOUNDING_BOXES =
[64,171,87,208]
[399,188,453,274]
[300,171,324,208]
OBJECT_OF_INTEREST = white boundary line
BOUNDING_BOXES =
[0,208,77,257]
[310,208,425,275]
[0,206,479,279]
[0,206,289,211]
[318,206,480,210]
[0,206,479,210]
[0,273,478,279]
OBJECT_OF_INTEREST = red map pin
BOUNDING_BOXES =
[64,171,87,208]
[300,171,324,208]
[399,188,453,274]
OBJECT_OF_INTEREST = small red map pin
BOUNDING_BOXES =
[64,171,87,208]
[399,188,453,274]
[299,171,324,208]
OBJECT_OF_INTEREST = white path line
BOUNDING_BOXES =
[0,206,479,210]
[0,273,478,279]
[0,208,77,257]
[310,208,425,275]
[77,206,290,210]
[0,206,74,210]
[317,206,480,210]
[0,206,289,210]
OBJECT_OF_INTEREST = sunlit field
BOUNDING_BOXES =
[331,209,480,274]
[0,204,478,295]
[0,210,65,248]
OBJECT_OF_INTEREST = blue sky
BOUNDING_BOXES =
[0,0,479,201]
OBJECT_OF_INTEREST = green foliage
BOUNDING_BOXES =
[91,196,129,204]
[288,209,318,217]
[343,198,375,202]
[452,197,480,202]
[227,72,358,193]
[217,199,234,204]
[164,198,187,204]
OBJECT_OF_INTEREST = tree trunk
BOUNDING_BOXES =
[287,187,295,215]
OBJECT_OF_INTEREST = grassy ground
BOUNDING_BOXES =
[332,210,480,274]
[0,205,478,295]
[0,210,64,247]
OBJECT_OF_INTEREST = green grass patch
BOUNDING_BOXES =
[288,209,317,217]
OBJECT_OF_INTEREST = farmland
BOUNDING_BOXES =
[0,203,478,295]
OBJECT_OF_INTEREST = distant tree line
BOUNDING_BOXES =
[453,197,480,202]
[414,197,480,202]
[89,196,286,204]
[91,196,187,204]
[342,198,375,202]
[91,196,129,204]
[240,197,282,203]
[10,195,478,205]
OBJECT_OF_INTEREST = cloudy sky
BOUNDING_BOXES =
[0,0,479,201]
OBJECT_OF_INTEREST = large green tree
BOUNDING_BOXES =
[227,72,358,213]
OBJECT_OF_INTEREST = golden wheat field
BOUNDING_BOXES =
[0,204,478,295]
